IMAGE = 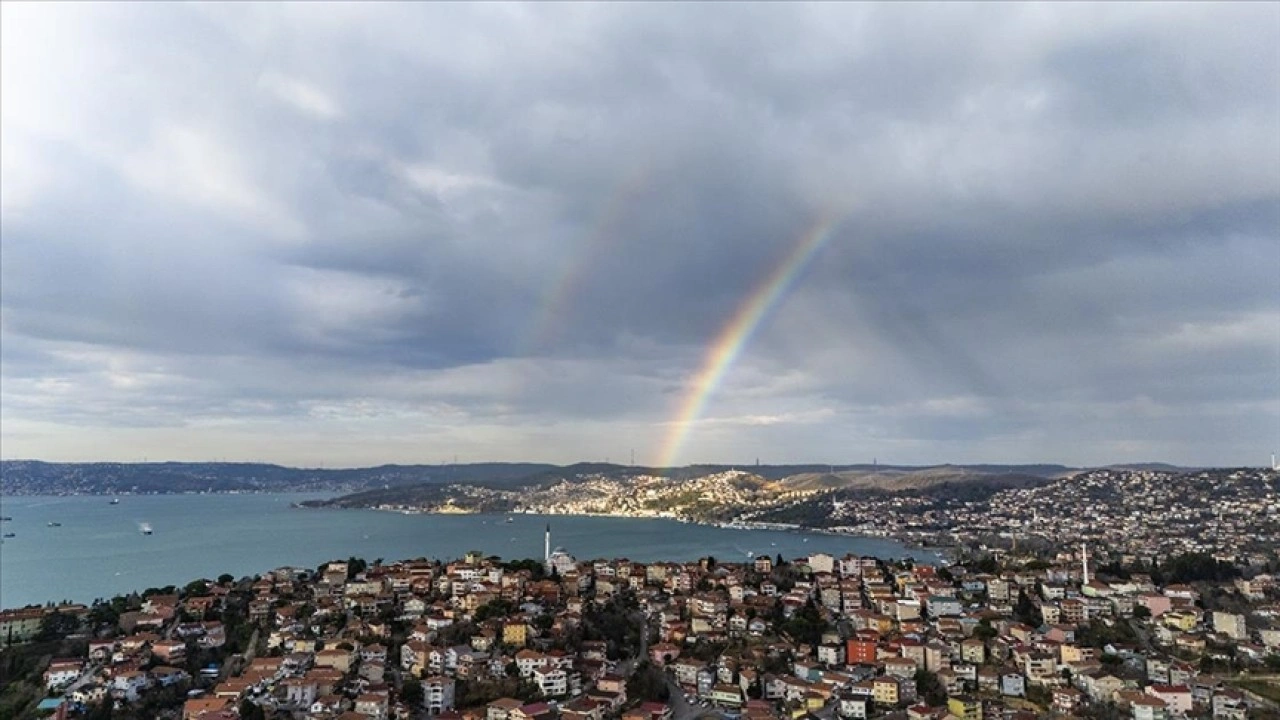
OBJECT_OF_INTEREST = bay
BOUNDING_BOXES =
[0,493,936,608]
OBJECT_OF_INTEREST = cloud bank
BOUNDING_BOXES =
[2,3,1277,466]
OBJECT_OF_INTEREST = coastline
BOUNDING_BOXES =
[311,502,952,560]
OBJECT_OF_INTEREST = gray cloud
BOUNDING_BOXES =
[2,2,1277,466]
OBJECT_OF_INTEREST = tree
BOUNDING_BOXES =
[84,700,114,720]
[37,610,80,641]
[626,661,670,703]
[217,574,235,585]
[401,678,424,706]
[779,599,828,646]
[915,669,946,706]
[239,699,266,720]
[1014,591,1042,627]
[476,599,516,623]
[1152,553,1240,585]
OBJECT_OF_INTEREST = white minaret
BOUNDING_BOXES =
[544,523,551,572]
[1081,542,1090,586]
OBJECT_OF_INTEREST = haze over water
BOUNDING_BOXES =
[0,493,934,608]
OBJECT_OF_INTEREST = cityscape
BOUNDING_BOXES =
[3,497,1280,720]
[2,2,1277,720]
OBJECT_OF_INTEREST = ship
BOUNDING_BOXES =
[47,522,62,527]
[140,523,153,535]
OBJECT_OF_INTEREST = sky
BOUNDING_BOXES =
[2,3,1278,469]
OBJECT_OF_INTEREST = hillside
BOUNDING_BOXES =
[776,465,1066,493]
[0,460,557,495]
[302,463,1072,526]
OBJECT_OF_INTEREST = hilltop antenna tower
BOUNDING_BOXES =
[1273,453,1278,471]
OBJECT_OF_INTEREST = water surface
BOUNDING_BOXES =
[0,493,933,607]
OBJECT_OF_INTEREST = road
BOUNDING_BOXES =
[665,676,728,720]
[617,610,650,678]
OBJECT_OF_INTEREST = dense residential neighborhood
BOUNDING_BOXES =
[4,522,1280,720]
[770,468,1280,562]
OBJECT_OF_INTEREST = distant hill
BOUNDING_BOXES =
[1102,462,1193,472]
[776,464,1069,493]
[0,460,557,495]
[0,459,1083,497]
[301,462,1076,527]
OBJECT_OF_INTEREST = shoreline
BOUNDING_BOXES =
[310,502,952,560]
[3,495,945,609]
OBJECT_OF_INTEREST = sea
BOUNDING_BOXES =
[0,493,937,609]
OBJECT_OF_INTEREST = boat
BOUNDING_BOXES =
[47,522,62,527]
[109,498,120,505]
[2,533,14,538]
[140,523,153,535]
[0,516,11,521]
[505,517,514,524]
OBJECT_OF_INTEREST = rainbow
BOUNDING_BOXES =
[656,213,843,468]
[525,166,653,352]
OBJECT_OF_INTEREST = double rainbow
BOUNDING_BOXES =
[525,167,653,352]
[656,212,844,468]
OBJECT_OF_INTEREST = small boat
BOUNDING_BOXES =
[109,498,120,505]
[505,517,514,524]
[140,523,153,535]
[47,522,62,527]
[0,516,12,521]
[2,532,14,538]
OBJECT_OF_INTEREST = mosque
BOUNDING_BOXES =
[544,523,576,576]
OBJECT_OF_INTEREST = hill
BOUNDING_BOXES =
[0,460,556,495]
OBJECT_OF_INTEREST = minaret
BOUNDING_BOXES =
[1081,542,1090,586]
[544,523,551,572]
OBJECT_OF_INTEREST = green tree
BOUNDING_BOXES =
[401,678,424,706]
[1014,591,1042,627]
[37,610,81,641]
[779,599,828,646]
[915,669,946,706]
[239,699,266,720]
[627,661,670,703]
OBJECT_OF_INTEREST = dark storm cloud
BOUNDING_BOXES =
[2,2,1276,465]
